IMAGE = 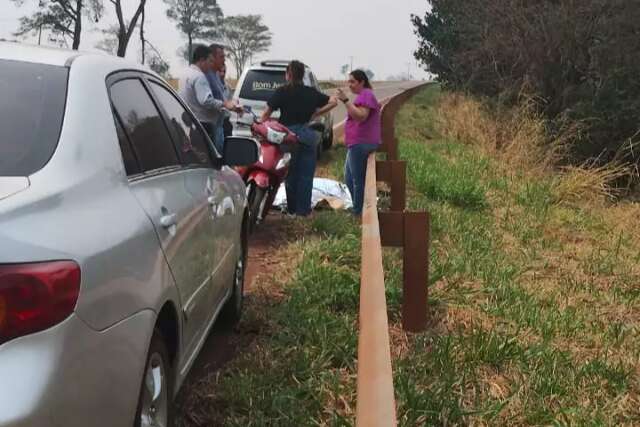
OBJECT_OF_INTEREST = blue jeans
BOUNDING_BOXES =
[200,121,218,154]
[286,125,321,216]
[345,143,378,215]
[214,123,225,154]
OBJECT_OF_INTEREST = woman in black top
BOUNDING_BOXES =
[261,60,337,216]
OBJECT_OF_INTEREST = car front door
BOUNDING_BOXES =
[108,75,216,358]
[145,79,237,311]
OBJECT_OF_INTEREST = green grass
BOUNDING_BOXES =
[178,85,640,426]
[390,85,639,425]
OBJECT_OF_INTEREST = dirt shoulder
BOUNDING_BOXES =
[175,213,304,425]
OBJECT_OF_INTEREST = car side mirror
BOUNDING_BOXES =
[223,137,259,166]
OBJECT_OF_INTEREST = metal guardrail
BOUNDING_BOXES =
[356,83,431,427]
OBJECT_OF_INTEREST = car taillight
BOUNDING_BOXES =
[0,261,80,345]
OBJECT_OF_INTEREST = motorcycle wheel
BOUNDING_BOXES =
[247,183,267,233]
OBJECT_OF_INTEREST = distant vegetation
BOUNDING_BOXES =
[413,0,640,189]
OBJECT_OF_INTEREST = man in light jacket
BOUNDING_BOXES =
[179,45,241,154]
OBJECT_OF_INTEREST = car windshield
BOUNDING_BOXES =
[239,70,287,102]
[0,59,68,176]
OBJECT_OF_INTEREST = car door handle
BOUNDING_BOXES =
[160,213,177,228]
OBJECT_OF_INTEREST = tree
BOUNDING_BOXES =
[103,0,147,57]
[412,0,640,170]
[139,6,146,63]
[364,69,375,81]
[94,24,119,54]
[11,0,103,50]
[340,64,349,78]
[145,40,170,78]
[163,0,223,63]
[221,14,272,79]
[147,52,170,78]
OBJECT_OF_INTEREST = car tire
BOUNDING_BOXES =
[247,183,266,232]
[322,128,334,150]
[135,330,174,427]
[220,239,246,325]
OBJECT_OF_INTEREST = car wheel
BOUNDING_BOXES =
[247,183,266,232]
[135,330,173,427]
[322,128,334,150]
[220,241,246,325]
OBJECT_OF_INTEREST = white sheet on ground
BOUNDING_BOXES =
[273,178,353,211]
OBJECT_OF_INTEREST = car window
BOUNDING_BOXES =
[148,81,212,167]
[109,78,179,173]
[113,113,141,176]
[303,70,312,87]
[0,59,68,176]
[239,70,287,101]
[308,72,318,88]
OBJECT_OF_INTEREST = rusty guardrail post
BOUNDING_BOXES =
[380,100,400,161]
[376,84,430,332]
[378,211,430,332]
[376,160,406,212]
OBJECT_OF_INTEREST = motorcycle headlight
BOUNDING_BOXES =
[275,153,292,170]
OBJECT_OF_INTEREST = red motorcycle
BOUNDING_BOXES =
[235,110,298,230]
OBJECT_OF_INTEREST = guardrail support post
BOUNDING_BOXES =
[376,160,406,212]
[402,212,429,332]
[381,104,399,161]
[379,211,429,332]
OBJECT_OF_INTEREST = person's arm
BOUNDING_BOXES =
[262,89,282,122]
[337,88,371,122]
[311,95,339,120]
[194,75,224,111]
[344,100,370,122]
[260,106,274,123]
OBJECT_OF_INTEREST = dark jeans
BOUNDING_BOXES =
[345,143,379,215]
[223,117,233,137]
[286,125,320,216]
[214,123,225,154]
[200,121,218,154]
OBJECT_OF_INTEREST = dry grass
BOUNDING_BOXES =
[392,85,640,425]
[602,202,640,241]
[552,163,631,207]
[434,93,564,172]
[434,92,636,207]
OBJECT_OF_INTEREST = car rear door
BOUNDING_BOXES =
[108,74,216,355]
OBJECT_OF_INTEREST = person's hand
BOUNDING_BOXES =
[336,88,348,103]
[224,100,244,116]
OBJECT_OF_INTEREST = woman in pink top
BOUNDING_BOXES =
[336,70,381,215]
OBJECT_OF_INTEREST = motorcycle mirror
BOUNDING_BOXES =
[223,136,259,167]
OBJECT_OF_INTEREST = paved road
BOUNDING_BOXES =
[328,81,424,127]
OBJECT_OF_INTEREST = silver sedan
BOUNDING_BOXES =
[0,42,257,426]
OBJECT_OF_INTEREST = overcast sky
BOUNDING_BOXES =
[1,0,431,80]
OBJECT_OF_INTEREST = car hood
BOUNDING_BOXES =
[0,177,30,201]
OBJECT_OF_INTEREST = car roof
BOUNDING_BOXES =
[0,41,100,66]
[0,41,157,78]
[247,59,311,72]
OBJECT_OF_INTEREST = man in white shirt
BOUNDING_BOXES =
[178,45,242,154]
